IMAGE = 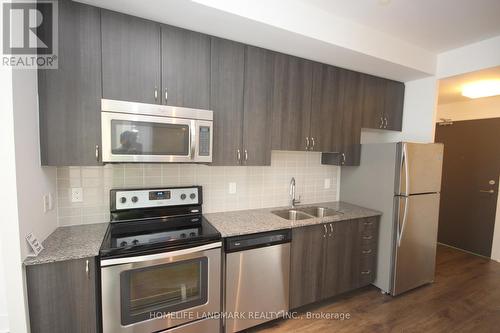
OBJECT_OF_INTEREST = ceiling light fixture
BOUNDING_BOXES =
[461,80,500,99]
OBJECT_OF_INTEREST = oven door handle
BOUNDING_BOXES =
[101,242,222,267]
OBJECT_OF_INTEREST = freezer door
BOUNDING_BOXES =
[396,143,444,195]
[392,193,440,296]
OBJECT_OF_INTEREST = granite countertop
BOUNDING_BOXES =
[24,223,109,266]
[204,201,382,238]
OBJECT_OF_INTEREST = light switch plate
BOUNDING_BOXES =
[228,182,237,194]
[324,178,331,189]
[71,188,83,202]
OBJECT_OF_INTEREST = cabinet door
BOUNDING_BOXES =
[242,46,275,166]
[352,217,379,288]
[161,25,210,109]
[210,37,245,166]
[38,0,102,166]
[26,258,98,333]
[339,69,364,165]
[310,63,342,152]
[271,54,313,151]
[101,10,161,104]
[290,224,326,309]
[361,74,385,130]
[384,80,405,131]
[322,221,355,298]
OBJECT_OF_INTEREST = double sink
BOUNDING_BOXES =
[272,206,343,221]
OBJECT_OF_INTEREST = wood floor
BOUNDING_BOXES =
[249,245,500,333]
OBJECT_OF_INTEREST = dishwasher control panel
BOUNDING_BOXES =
[225,229,291,253]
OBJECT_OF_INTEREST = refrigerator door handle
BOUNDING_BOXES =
[400,143,410,195]
[398,196,409,247]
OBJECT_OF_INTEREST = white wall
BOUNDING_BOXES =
[0,67,29,333]
[12,70,58,260]
[0,242,8,333]
[436,96,500,121]
[361,76,439,144]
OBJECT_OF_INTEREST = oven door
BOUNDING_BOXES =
[101,243,221,333]
[101,111,196,163]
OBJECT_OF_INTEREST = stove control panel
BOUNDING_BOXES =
[113,187,200,210]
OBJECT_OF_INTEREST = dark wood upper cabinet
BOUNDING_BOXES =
[101,10,161,104]
[310,63,342,153]
[210,37,245,166]
[271,54,313,151]
[242,46,275,166]
[384,80,405,131]
[161,25,210,109]
[38,0,102,166]
[26,257,98,333]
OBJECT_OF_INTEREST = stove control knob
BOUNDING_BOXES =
[190,193,196,200]
[120,197,127,204]
[180,194,187,200]
[189,232,196,237]
[120,241,128,247]
[132,239,139,245]
[131,196,138,203]
[180,233,187,239]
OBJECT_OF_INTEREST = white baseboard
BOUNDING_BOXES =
[0,314,8,333]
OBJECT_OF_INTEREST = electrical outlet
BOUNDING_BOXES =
[71,188,83,202]
[228,182,237,194]
[324,178,331,189]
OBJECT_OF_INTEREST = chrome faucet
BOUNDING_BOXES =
[289,177,301,208]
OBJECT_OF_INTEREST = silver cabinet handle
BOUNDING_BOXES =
[362,235,373,240]
[379,117,383,128]
[323,224,327,238]
[361,270,371,275]
[236,149,241,162]
[164,88,168,103]
[384,116,388,128]
[85,259,90,279]
[311,137,315,150]
[480,189,495,194]
[244,149,248,161]
[362,249,372,254]
[364,221,373,226]
[154,87,158,101]
[305,137,310,151]
[341,153,346,165]
[95,144,99,162]
[328,223,334,237]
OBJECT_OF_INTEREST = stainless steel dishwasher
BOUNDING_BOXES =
[224,229,291,333]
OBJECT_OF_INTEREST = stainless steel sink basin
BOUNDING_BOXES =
[271,209,313,221]
[296,206,342,218]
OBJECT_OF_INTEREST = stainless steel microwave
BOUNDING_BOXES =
[101,99,213,163]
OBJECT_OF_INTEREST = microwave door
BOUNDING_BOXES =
[101,112,194,163]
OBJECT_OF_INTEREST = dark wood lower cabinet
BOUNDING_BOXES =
[290,217,379,309]
[26,257,98,333]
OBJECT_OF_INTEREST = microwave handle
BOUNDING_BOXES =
[190,121,196,160]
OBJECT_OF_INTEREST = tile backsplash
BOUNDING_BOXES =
[56,151,340,226]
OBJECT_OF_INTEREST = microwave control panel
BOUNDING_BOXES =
[113,187,200,210]
[199,126,211,156]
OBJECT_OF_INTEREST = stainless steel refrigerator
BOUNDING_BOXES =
[340,142,444,295]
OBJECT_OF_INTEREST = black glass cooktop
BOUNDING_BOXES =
[100,214,220,259]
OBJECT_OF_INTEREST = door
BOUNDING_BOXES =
[384,80,405,131]
[435,118,500,257]
[161,25,210,109]
[271,54,313,151]
[392,193,440,295]
[290,225,326,309]
[397,142,444,196]
[26,258,98,333]
[310,63,342,152]
[101,10,161,104]
[361,74,385,129]
[210,37,245,166]
[242,46,274,166]
[38,0,102,166]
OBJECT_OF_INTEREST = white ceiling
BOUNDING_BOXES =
[438,66,500,104]
[307,0,500,52]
